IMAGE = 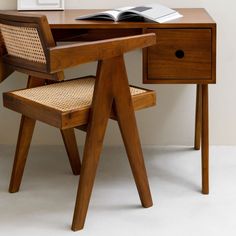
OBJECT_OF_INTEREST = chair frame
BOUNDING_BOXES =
[1,12,156,231]
[0,12,81,192]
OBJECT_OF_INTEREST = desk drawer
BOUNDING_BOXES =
[144,29,213,83]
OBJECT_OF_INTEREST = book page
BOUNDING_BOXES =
[102,10,120,21]
[128,4,175,20]
[156,12,183,23]
[76,10,120,21]
[76,4,182,23]
[119,4,182,23]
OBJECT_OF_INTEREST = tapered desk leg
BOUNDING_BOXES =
[201,84,209,194]
[194,85,202,150]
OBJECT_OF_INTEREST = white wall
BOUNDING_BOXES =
[0,0,234,145]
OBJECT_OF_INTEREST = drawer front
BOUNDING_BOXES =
[145,29,212,83]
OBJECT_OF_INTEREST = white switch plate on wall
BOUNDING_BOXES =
[17,0,64,10]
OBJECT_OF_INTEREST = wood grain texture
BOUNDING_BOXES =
[3,25,156,230]
[0,9,216,85]
[72,60,114,231]
[201,85,209,194]
[194,85,202,150]
[0,57,14,82]
[0,12,64,81]
[61,129,81,175]
[113,56,153,208]
[8,76,82,192]
[51,28,142,42]
[49,33,156,72]
[211,24,217,84]
[1,9,216,230]
[9,115,36,193]
[4,81,156,129]
[12,9,215,29]
[8,76,45,193]
[72,57,153,231]
[0,31,14,82]
[144,29,212,84]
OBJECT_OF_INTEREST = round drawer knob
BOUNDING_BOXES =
[175,50,185,59]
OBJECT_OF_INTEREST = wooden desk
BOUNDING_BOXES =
[0,9,216,194]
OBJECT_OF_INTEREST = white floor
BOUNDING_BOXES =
[0,145,236,236]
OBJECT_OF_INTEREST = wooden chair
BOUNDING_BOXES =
[0,12,82,190]
[0,12,156,231]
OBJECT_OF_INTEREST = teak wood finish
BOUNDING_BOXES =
[0,12,81,191]
[17,8,215,194]
[0,31,13,82]
[4,80,156,130]
[144,29,212,83]
[8,76,81,191]
[1,12,156,231]
[72,57,153,230]
[0,9,216,197]
[195,85,202,150]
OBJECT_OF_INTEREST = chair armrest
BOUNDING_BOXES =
[48,33,156,73]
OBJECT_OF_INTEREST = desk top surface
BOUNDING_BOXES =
[7,8,216,29]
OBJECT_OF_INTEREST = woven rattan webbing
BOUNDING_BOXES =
[0,24,46,64]
[12,77,147,112]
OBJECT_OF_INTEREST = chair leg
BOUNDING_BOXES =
[27,76,82,176]
[194,84,202,150]
[48,79,81,175]
[201,85,209,194]
[113,56,152,208]
[9,116,36,193]
[9,76,45,193]
[71,59,114,231]
[61,128,81,175]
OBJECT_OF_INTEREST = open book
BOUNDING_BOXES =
[76,4,182,23]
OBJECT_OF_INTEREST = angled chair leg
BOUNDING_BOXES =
[194,84,202,150]
[113,56,152,208]
[9,116,36,193]
[72,60,114,231]
[9,76,45,193]
[61,128,81,175]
